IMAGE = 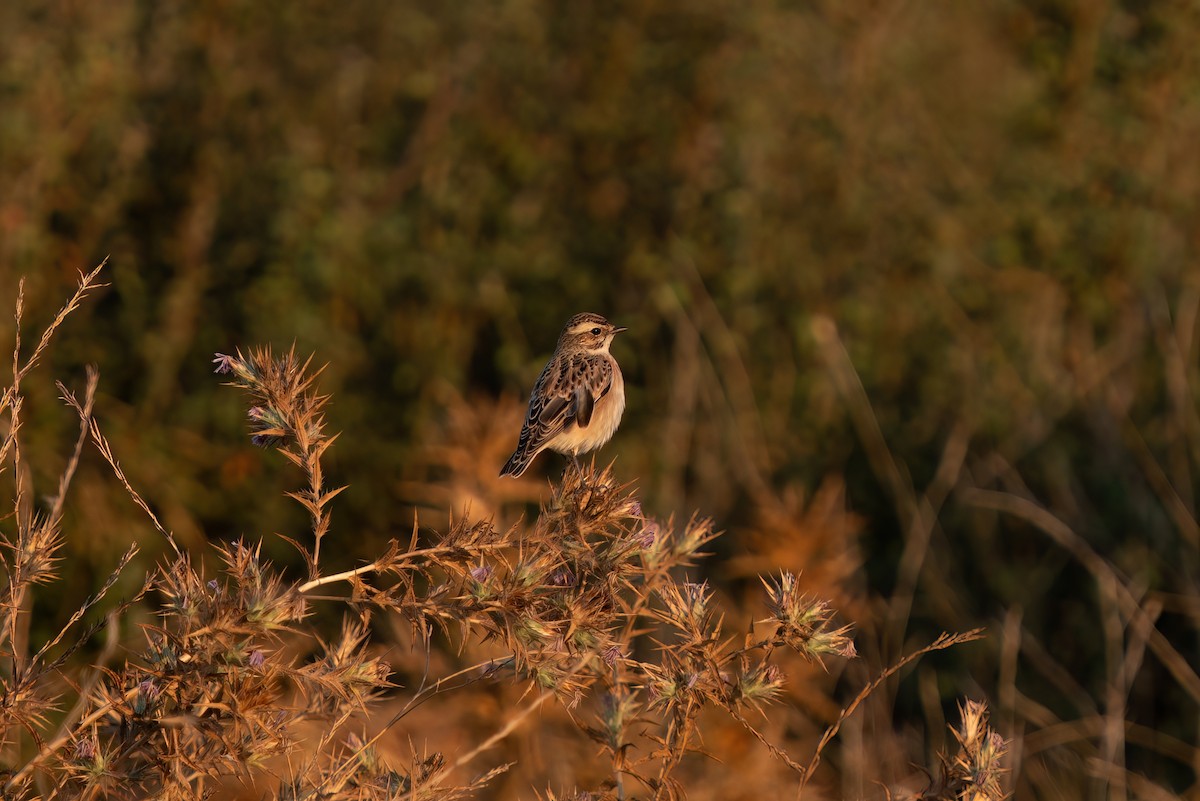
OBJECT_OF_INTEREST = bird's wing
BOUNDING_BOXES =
[576,354,615,424]
[502,357,570,471]
[500,354,616,477]
[564,354,614,430]
[518,354,613,449]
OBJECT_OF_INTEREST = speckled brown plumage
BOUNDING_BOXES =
[500,313,627,478]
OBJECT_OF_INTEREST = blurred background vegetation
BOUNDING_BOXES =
[2,0,1199,797]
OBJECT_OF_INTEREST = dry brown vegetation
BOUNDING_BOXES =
[0,270,999,799]
[3,2,1200,798]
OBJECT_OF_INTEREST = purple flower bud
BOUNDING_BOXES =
[138,678,160,701]
[636,519,660,549]
[75,737,97,760]
[251,433,271,448]
[469,565,492,582]
[249,650,266,668]
[212,353,236,374]
[550,568,575,587]
[207,578,219,592]
[602,645,623,665]
[629,501,643,518]
[134,678,160,715]
[247,406,266,421]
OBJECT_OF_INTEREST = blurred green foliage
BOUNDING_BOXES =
[2,0,1199,793]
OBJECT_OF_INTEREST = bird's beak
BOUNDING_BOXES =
[613,326,628,334]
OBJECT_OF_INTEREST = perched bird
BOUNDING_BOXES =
[499,312,627,478]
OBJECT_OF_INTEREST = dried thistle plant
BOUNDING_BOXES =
[213,346,345,576]
[0,268,987,801]
[209,347,871,799]
[921,699,1010,801]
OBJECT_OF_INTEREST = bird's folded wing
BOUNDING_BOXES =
[572,355,613,429]
[516,356,613,456]
[574,381,595,427]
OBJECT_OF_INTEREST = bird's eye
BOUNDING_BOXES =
[590,327,601,335]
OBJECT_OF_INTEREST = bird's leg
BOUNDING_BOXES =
[565,453,589,491]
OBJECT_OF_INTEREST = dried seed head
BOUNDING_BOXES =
[763,573,856,660]
[673,516,717,558]
[735,662,785,707]
[658,579,712,632]
[948,700,1009,799]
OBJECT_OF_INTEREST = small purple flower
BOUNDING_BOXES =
[134,678,160,715]
[602,645,623,665]
[207,578,219,592]
[251,433,272,448]
[469,565,492,583]
[628,501,643,518]
[138,678,160,702]
[636,519,660,549]
[212,353,236,374]
[249,649,266,669]
[550,568,575,587]
[247,406,266,421]
[75,737,96,761]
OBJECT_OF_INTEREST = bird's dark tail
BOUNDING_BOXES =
[498,449,530,478]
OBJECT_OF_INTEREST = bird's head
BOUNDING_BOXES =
[560,312,627,353]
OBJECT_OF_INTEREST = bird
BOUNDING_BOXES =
[499,312,627,478]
